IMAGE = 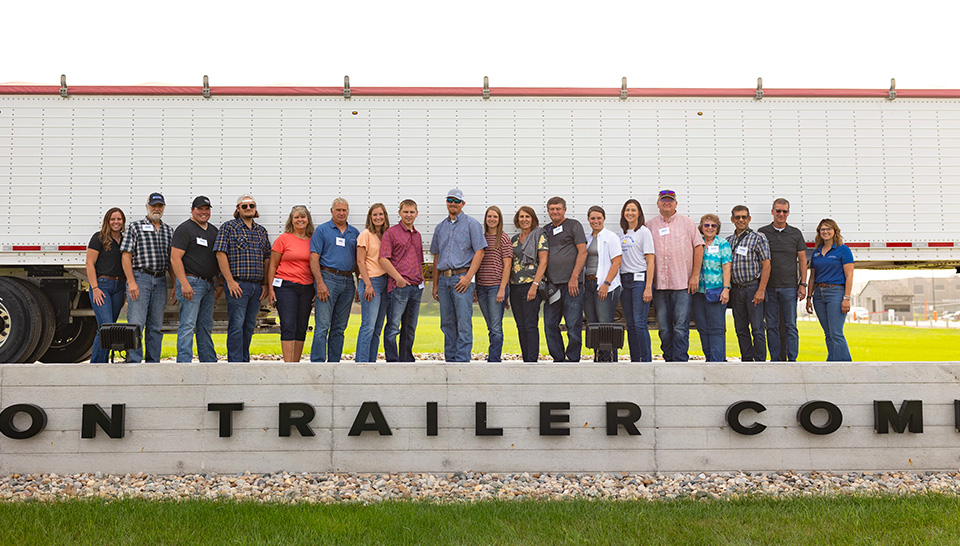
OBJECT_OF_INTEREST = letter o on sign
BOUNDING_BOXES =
[797,400,843,435]
[0,404,48,439]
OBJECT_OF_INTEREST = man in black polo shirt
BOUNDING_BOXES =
[543,196,587,362]
[171,196,220,362]
[758,198,808,361]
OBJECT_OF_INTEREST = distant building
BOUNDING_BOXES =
[855,276,960,318]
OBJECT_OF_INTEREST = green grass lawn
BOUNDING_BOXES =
[163,308,960,361]
[1,496,959,545]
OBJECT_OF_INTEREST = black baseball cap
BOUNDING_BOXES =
[192,196,212,209]
[147,192,165,205]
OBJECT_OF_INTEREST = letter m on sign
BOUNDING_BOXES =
[874,400,923,434]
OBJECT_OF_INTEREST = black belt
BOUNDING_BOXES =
[815,283,843,289]
[320,265,354,277]
[732,279,759,288]
[186,274,216,284]
[585,274,598,281]
[235,278,263,284]
[97,275,123,281]
[136,268,166,277]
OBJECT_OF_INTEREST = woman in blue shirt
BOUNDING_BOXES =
[805,218,855,361]
[691,214,731,362]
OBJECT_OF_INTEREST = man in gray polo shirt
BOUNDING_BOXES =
[758,198,808,361]
[543,196,587,362]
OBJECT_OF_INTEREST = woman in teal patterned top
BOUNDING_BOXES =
[691,213,732,362]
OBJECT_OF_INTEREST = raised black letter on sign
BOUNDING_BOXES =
[606,402,642,436]
[81,404,125,439]
[279,402,316,437]
[540,402,570,436]
[796,400,842,435]
[874,400,923,434]
[426,402,438,437]
[349,402,392,436]
[955,400,960,433]
[726,400,767,435]
[475,402,503,436]
[208,403,244,438]
[0,404,47,439]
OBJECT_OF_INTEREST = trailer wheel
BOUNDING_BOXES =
[0,277,34,363]
[40,296,96,363]
[8,278,57,363]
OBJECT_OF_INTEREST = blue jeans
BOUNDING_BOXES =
[812,285,852,361]
[476,284,507,362]
[731,281,767,362]
[311,271,355,363]
[356,275,388,362]
[543,282,583,362]
[225,281,262,362]
[275,280,313,341]
[584,278,622,361]
[384,283,422,362]
[509,282,541,362]
[653,289,692,362]
[175,277,217,363]
[620,272,652,362]
[125,271,166,363]
[692,292,727,362]
[437,274,475,362]
[89,277,126,363]
[765,286,800,361]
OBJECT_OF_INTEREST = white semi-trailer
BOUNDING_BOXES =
[1,80,958,362]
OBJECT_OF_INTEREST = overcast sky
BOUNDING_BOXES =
[4,0,959,89]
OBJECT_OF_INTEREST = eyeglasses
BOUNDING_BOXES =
[702,223,718,228]
[774,209,790,214]
[446,197,463,204]
[819,227,834,232]
[239,203,257,210]
[733,215,749,220]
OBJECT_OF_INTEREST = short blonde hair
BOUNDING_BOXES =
[698,214,721,235]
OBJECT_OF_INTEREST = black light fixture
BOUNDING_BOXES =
[584,323,624,363]
[99,323,141,363]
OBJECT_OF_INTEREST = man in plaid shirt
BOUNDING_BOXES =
[726,205,771,362]
[121,192,174,363]
[214,194,272,362]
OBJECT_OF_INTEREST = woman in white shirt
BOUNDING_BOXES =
[584,206,623,360]
[618,199,656,362]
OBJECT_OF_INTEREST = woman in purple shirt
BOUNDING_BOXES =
[805,218,855,361]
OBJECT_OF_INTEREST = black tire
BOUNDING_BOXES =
[2,278,44,363]
[40,295,97,363]
[0,277,34,363]
[9,278,57,363]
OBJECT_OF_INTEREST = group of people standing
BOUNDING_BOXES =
[85,189,855,363]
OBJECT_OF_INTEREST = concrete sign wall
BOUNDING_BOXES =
[0,362,957,474]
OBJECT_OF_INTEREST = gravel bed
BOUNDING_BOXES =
[169,353,708,362]
[1,471,958,502]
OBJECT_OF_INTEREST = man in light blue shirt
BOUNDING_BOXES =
[430,189,487,362]
[310,197,360,362]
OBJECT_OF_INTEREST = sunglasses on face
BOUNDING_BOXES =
[702,223,718,228]
[446,197,463,204]
[734,215,749,220]
[774,209,790,214]
[239,203,257,210]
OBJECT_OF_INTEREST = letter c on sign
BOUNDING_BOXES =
[725,400,766,435]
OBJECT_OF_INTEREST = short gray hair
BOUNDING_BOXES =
[331,197,349,209]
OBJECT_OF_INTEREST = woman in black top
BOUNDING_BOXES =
[85,207,126,363]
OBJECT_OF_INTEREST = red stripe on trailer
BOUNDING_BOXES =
[806,242,816,248]
[2,85,960,99]
[928,242,955,248]
[58,245,87,251]
[11,245,41,251]
[846,243,871,248]
[886,242,913,248]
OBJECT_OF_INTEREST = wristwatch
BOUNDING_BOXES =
[799,282,807,287]
[603,280,611,286]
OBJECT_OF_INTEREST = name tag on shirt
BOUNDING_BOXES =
[659,227,670,236]
[272,277,283,287]
[141,224,154,232]
[736,246,749,257]
[336,237,346,247]
[707,245,719,255]
[553,225,563,236]
[196,237,208,247]
[636,272,645,282]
